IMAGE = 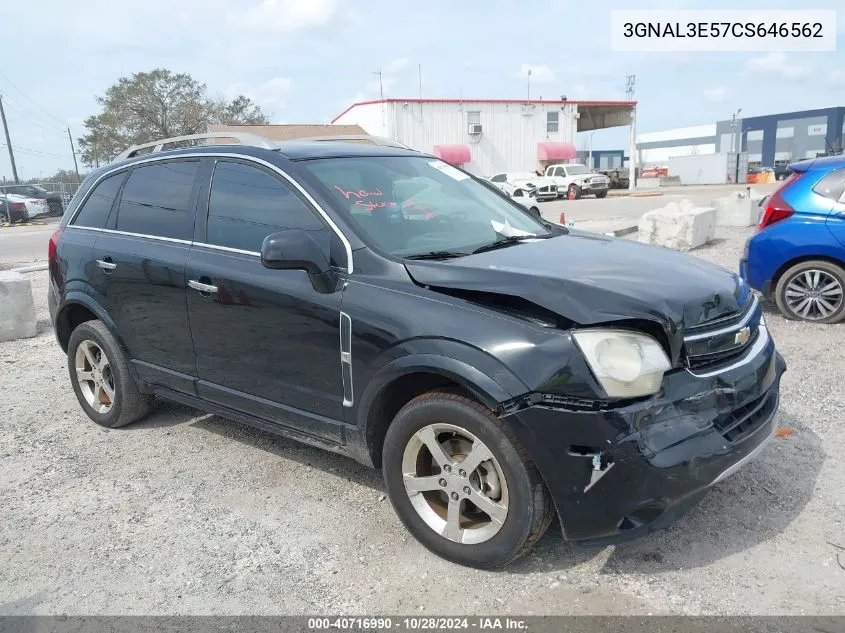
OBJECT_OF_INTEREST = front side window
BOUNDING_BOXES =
[302,156,550,258]
[116,161,199,240]
[206,161,328,254]
[72,172,127,228]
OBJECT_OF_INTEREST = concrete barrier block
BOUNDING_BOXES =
[638,203,716,251]
[0,271,37,342]
[713,195,758,227]
[636,177,662,190]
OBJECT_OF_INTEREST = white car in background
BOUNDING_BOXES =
[0,193,50,225]
[488,171,558,201]
[508,188,542,219]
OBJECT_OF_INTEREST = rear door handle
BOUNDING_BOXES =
[188,279,218,294]
[96,258,117,271]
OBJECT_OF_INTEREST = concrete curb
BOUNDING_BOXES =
[605,225,639,238]
[10,263,48,274]
[608,191,665,199]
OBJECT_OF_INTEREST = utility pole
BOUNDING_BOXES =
[625,74,636,101]
[67,127,80,181]
[372,70,384,101]
[527,69,532,102]
[0,95,20,184]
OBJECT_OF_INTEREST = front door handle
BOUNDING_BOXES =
[188,279,218,295]
[96,258,117,272]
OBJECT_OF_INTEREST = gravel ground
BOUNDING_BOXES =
[1,228,843,616]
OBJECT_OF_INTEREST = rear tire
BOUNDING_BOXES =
[67,321,153,428]
[382,390,554,569]
[774,260,845,324]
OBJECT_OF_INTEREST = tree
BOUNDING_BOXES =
[79,69,269,167]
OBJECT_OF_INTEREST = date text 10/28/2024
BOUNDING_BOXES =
[308,617,528,631]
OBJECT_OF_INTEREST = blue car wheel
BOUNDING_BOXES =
[774,260,845,324]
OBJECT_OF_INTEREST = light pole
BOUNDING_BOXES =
[730,108,742,153]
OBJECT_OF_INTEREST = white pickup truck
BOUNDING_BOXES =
[544,163,609,199]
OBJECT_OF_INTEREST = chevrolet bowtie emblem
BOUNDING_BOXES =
[734,327,751,345]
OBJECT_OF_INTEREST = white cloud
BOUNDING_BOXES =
[384,57,409,74]
[828,69,845,87]
[517,64,555,84]
[745,52,809,80]
[225,77,293,116]
[703,87,727,103]
[229,0,338,32]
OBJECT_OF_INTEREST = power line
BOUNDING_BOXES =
[0,91,67,136]
[0,143,65,158]
[0,71,66,126]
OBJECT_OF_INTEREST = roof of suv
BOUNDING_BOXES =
[106,142,423,170]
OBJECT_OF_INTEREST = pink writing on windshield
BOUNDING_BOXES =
[334,185,384,200]
[355,200,398,212]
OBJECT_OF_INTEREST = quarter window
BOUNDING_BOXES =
[812,169,845,202]
[116,161,199,240]
[72,172,127,228]
[490,174,506,183]
[206,161,326,254]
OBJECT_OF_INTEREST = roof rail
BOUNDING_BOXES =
[290,135,415,150]
[116,131,277,161]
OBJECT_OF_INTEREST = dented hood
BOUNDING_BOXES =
[404,230,746,341]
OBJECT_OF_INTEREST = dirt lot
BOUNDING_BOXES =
[1,227,843,616]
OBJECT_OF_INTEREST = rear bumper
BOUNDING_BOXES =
[503,331,786,543]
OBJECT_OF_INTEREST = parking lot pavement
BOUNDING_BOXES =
[1,228,843,616]
[0,217,61,269]
[537,183,779,227]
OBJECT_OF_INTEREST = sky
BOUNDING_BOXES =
[1,0,843,181]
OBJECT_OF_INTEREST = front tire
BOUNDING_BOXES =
[382,390,553,569]
[67,321,153,428]
[595,190,608,199]
[775,260,845,323]
[48,201,63,216]
[567,184,582,199]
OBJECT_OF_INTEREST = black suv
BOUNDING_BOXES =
[48,135,786,568]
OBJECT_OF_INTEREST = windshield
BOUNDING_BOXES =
[302,156,551,257]
[565,165,591,175]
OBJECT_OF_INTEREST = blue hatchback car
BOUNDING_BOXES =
[741,155,845,323]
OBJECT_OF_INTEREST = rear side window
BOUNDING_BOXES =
[116,161,199,240]
[206,161,325,253]
[812,168,845,201]
[72,172,127,228]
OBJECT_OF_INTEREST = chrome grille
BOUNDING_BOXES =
[684,295,761,372]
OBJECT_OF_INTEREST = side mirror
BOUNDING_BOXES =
[261,229,337,293]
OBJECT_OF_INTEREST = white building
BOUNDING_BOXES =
[636,124,717,165]
[332,98,637,185]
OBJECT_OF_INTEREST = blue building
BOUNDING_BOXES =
[635,106,845,169]
[719,107,845,168]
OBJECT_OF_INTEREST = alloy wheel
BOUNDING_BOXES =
[784,269,844,321]
[74,340,116,414]
[401,423,509,545]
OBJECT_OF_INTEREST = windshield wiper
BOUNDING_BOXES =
[403,251,467,260]
[471,234,551,255]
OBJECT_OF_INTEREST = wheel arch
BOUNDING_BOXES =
[771,253,845,292]
[356,354,520,468]
[55,292,125,354]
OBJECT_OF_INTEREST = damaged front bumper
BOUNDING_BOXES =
[502,325,786,544]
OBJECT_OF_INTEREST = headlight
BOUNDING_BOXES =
[571,329,671,398]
